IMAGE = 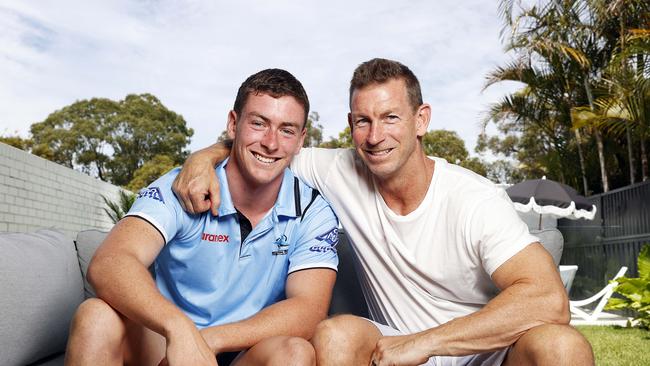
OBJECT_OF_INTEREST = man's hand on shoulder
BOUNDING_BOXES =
[371,334,431,366]
[172,143,229,216]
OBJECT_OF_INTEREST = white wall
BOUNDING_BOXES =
[0,142,124,238]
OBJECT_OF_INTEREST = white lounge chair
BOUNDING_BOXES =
[559,265,578,293]
[569,266,631,326]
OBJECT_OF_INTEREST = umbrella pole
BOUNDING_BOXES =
[538,214,542,230]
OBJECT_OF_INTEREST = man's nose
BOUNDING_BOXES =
[367,122,385,145]
[261,129,279,150]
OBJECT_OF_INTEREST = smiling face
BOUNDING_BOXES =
[348,78,429,182]
[227,92,306,189]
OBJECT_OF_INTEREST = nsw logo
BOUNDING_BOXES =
[138,187,165,203]
[310,227,339,253]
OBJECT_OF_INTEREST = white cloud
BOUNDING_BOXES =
[0,0,520,155]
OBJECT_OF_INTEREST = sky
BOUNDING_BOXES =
[0,0,521,154]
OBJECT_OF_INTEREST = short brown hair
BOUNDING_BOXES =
[233,68,310,127]
[349,58,422,111]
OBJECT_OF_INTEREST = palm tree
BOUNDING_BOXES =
[101,190,136,224]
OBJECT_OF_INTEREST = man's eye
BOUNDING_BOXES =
[251,121,265,128]
[281,128,296,136]
[355,119,369,126]
[387,115,400,121]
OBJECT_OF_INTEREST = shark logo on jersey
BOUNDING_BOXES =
[138,187,165,203]
[310,227,338,253]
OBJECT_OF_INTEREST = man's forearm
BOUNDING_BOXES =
[196,142,231,166]
[89,252,195,337]
[412,280,568,357]
[201,295,329,354]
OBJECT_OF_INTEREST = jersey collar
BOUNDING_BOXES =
[215,158,299,218]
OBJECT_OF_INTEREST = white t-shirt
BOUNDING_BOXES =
[291,148,538,333]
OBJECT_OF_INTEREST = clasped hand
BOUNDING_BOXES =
[370,334,430,366]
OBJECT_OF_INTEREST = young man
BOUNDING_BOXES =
[173,59,594,366]
[65,69,339,366]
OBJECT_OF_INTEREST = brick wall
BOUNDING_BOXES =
[0,142,125,238]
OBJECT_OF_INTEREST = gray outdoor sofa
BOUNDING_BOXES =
[0,229,367,366]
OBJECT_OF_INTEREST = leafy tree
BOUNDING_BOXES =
[29,94,193,188]
[422,130,469,164]
[0,134,32,151]
[485,0,650,193]
[304,112,324,147]
[107,94,193,186]
[217,130,230,143]
[31,98,119,179]
[421,130,488,176]
[320,126,354,148]
[126,155,177,192]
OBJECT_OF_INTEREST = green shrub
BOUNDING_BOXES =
[605,244,650,329]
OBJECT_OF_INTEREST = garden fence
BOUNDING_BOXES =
[559,180,650,298]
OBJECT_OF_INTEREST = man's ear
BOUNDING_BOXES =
[415,104,431,137]
[227,111,238,139]
[347,112,354,131]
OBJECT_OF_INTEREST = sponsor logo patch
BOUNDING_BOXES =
[202,233,230,243]
[310,227,339,253]
[138,187,165,203]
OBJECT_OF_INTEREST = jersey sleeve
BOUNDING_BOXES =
[468,189,539,276]
[125,167,191,244]
[287,195,340,274]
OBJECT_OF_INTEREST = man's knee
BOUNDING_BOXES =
[69,298,125,342]
[272,337,315,365]
[312,315,381,352]
[313,315,358,349]
[509,324,594,365]
[237,336,315,366]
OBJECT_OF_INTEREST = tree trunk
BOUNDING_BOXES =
[595,130,609,192]
[574,128,589,194]
[626,123,635,184]
[584,77,609,192]
[642,137,649,181]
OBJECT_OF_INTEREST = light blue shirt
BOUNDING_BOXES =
[126,159,339,328]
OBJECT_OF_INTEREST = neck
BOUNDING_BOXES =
[376,150,435,216]
[225,157,282,227]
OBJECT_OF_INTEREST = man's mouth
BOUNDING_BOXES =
[365,148,394,156]
[253,152,279,164]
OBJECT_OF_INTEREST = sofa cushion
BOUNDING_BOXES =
[0,229,84,366]
[74,230,109,298]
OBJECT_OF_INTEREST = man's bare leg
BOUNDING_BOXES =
[231,336,316,366]
[311,315,383,366]
[503,324,594,366]
[65,298,166,366]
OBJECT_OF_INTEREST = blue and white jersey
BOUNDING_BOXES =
[126,159,339,328]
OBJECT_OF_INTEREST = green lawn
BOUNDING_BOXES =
[576,326,650,366]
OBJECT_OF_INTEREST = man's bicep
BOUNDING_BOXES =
[490,242,561,291]
[285,268,337,301]
[93,216,166,268]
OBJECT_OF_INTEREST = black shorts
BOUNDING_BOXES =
[217,351,240,366]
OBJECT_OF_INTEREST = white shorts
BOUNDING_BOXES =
[367,319,510,366]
